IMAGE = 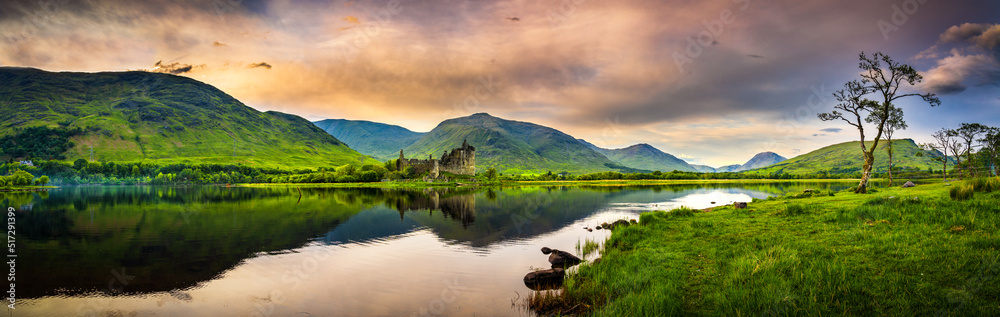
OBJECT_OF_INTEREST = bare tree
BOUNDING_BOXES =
[869,106,906,186]
[924,128,954,180]
[945,129,965,179]
[955,123,988,177]
[818,52,940,193]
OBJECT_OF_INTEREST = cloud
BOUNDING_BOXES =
[213,41,227,47]
[920,51,1000,94]
[746,54,764,58]
[248,62,272,69]
[918,23,1000,95]
[820,128,841,133]
[506,17,520,22]
[152,60,201,74]
[939,23,993,43]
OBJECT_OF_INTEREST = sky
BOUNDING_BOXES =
[1,0,999,167]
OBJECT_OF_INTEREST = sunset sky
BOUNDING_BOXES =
[2,0,999,166]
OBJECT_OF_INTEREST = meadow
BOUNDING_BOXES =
[535,178,1000,316]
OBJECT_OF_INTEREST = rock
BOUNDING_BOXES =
[541,247,582,268]
[734,202,748,209]
[710,201,716,204]
[523,268,565,290]
[587,228,593,232]
[902,181,915,188]
[604,219,631,230]
[595,226,602,230]
[803,189,815,193]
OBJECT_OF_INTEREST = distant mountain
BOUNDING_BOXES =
[715,165,742,172]
[692,165,717,173]
[578,141,698,172]
[749,139,948,175]
[402,113,619,174]
[736,151,787,171]
[314,119,424,161]
[0,67,375,167]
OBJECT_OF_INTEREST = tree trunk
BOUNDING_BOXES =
[942,158,947,181]
[856,152,874,194]
[887,142,893,187]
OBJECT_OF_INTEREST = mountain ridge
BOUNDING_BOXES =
[0,67,374,167]
[313,118,424,161]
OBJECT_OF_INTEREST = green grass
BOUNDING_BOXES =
[541,178,1000,316]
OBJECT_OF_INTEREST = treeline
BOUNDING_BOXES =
[1,157,953,187]
[0,159,407,185]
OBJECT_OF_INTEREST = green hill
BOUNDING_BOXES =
[0,67,375,168]
[579,140,698,172]
[749,139,948,175]
[401,113,618,174]
[313,119,424,161]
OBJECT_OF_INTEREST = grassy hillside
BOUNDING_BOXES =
[402,113,618,174]
[0,67,376,168]
[588,143,698,172]
[736,151,787,171]
[749,139,948,175]
[313,119,424,161]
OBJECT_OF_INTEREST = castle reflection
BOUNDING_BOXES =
[390,188,476,227]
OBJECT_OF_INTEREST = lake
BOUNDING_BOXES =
[7,182,854,316]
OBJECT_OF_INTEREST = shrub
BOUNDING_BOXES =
[950,185,975,201]
[669,207,696,217]
[969,177,998,193]
[784,203,807,216]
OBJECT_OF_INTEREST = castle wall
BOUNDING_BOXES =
[397,141,475,177]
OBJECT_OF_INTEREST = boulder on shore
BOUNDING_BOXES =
[604,219,631,230]
[523,268,565,290]
[541,247,582,268]
[734,202,748,209]
[902,181,916,188]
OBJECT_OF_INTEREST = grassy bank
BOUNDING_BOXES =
[543,178,1000,316]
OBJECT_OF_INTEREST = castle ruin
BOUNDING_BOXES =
[397,140,476,178]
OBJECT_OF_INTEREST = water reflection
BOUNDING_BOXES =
[4,182,853,316]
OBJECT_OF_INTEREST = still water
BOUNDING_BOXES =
[6,182,852,316]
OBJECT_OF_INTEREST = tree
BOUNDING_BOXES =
[818,52,940,193]
[485,167,498,180]
[945,129,964,179]
[870,106,906,186]
[923,128,955,180]
[980,127,1000,176]
[955,123,988,177]
[35,175,49,186]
